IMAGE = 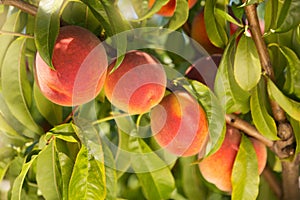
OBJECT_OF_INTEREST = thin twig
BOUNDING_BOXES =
[225,114,274,148]
[0,0,37,16]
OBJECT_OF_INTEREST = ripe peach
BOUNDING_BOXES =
[185,54,222,90]
[198,125,267,192]
[150,91,209,157]
[191,10,224,55]
[148,0,197,17]
[104,50,166,114]
[35,25,107,106]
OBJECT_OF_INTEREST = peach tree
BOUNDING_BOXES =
[0,0,299,200]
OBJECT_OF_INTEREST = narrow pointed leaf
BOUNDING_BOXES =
[68,145,106,200]
[34,0,64,68]
[33,82,62,126]
[1,37,42,136]
[232,134,259,200]
[275,0,300,32]
[58,152,74,200]
[204,0,228,48]
[11,156,37,200]
[165,0,189,31]
[214,33,251,113]
[36,140,62,200]
[267,78,300,121]
[251,79,278,140]
[190,81,226,156]
[234,35,261,91]
[131,0,169,21]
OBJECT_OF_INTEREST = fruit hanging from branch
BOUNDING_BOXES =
[104,50,167,114]
[35,25,108,106]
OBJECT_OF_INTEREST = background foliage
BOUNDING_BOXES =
[0,0,299,199]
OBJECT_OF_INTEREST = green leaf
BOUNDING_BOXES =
[80,0,111,36]
[275,0,300,32]
[232,134,259,200]
[0,111,22,139]
[0,11,27,88]
[68,144,106,200]
[1,37,42,136]
[131,0,169,21]
[204,0,228,48]
[214,33,251,113]
[234,35,261,91]
[33,82,62,126]
[102,143,117,200]
[61,1,101,33]
[215,8,243,27]
[36,140,62,200]
[58,152,74,200]
[190,81,226,156]
[278,46,300,99]
[289,117,300,155]
[34,0,64,69]
[267,78,300,121]
[100,0,131,73]
[0,157,13,182]
[165,0,189,31]
[179,157,207,199]
[264,0,278,31]
[129,136,176,200]
[250,79,278,140]
[11,156,37,200]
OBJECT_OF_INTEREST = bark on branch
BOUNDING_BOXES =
[0,0,37,16]
[243,2,300,200]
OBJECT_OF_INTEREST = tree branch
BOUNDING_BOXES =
[0,0,37,16]
[225,114,274,148]
[243,3,300,200]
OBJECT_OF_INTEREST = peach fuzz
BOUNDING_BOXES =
[191,10,224,55]
[35,25,107,106]
[104,50,166,114]
[150,91,209,157]
[198,125,267,192]
[148,0,197,17]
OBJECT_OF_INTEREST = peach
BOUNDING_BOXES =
[150,91,209,157]
[35,25,107,106]
[148,0,197,17]
[104,50,166,114]
[185,54,222,90]
[198,125,267,192]
[191,10,224,55]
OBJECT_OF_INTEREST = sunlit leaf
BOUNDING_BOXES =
[34,0,64,69]
[204,0,228,48]
[11,156,37,200]
[58,152,74,200]
[232,134,259,200]
[234,35,261,91]
[165,0,189,31]
[264,0,278,31]
[250,79,278,140]
[36,140,62,200]
[267,78,300,122]
[275,0,300,32]
[131,0,169,21]
[68,144,106,200]
[1,37,42,136]
[214,32,251,114]
[190,81,226,156]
